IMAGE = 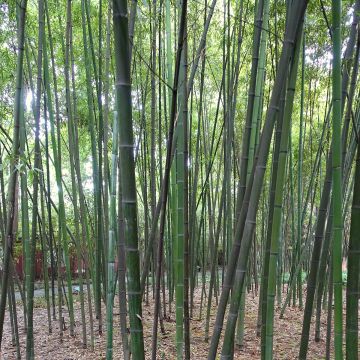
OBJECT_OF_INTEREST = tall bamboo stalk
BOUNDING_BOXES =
[113,0,145,357]
[106,112,118,360]
[0,0,28,346]
[208,2,308,357]
[264,25,302,359]
[332,0,343,358]
[26,0,44,356]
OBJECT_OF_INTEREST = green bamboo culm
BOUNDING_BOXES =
[264,23,302,360]
[345,107,360,358]
[19,86,29,332]
[106,111,119,360]
[26,0,44,356]
[332,0,343,358]
[248,0,269,176]
[176,1,186,355]
[166,0,177,310]
[208,1,308,357]
[80,0,103,333]
[219,0,266,354]
[44,25,75,339]
[112,0,145,358]
[0,0,28,346]
[64,0,87,346]
[297,17,305,311]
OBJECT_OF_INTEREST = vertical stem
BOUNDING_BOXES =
[113,0,145,357]
[332,0,343,358]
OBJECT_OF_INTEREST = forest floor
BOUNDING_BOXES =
[2,286,333,359]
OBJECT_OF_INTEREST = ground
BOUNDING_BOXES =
[2,287,332,359]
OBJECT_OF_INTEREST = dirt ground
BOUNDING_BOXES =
[1,287,332,359]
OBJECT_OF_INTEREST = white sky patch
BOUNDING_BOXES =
[346,7,354,26]
[187,157,191,169]
[305,40,348,70]
[0,4,9,31]
[83,158,94,192]
[25,90,33,112]
[132,89,142,111]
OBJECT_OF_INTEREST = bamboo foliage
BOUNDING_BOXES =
[1,0,360,359]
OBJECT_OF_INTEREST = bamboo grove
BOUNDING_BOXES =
[0,0,360,359]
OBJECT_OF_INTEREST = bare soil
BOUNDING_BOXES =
[1,287,332,359]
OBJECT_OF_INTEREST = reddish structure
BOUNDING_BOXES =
[14,251,82,280]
